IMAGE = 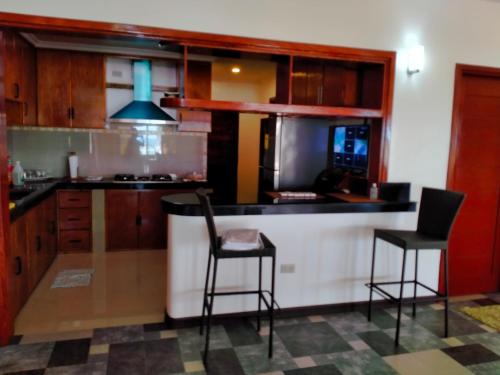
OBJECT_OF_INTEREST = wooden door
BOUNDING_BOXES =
[37,49,71,127]
[138,190,167,249]
[7,217,29,319]
[19,36,37,125]
[70,52,106,128]
[105,190,139,251]
[447,65,500,295]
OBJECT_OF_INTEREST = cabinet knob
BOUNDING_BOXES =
[36,235,42,252]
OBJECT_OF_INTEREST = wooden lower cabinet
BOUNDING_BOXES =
[106,189,185,251]
[57,190,92,253]
[8,194,57,318]
[7,216,29,320]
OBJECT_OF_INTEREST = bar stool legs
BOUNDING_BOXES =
[412,250,419,317]
[203,258,218,364]
[200,254,276,364]
[257,256,262,332]
[367,234,377,322]
[395,248,407,346]
[443,248,449,337]
[269,255,276,358]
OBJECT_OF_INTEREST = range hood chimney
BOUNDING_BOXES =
[109,60,177,125]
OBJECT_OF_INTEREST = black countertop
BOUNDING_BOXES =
[9,178,209,222]
[161,183,417,216]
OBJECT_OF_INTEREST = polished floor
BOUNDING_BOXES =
[15,250,166,336]
[1,295,499,374]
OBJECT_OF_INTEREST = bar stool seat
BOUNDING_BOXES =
[215,234,276,258]
[374,229,449,250]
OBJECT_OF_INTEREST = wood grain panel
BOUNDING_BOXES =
[446,65,500,295]
[70,52,106,128]
[105,190,139,251]
[37,49,71,127]
[59,230,91,253]
[138,190,167,249]
[19,35,37,125]
[58,191,91,208]
[59,208,91,230]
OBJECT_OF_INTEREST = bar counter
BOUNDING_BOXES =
[161,184,441,323]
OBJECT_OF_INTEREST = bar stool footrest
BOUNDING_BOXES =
[365,280,447,304]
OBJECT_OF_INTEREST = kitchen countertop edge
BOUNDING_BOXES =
[10,179,209,222]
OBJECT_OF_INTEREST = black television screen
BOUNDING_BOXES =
[331,125,369,171]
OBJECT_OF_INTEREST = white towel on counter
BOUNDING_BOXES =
[221,229,261,250]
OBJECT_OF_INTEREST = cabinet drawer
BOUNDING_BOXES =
[59,208,91,230]
[58,191,90,208]
[59,230,91,253]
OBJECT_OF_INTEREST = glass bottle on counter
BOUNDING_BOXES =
[12,161,24,186]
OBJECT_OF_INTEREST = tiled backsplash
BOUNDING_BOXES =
[7,125,207,178]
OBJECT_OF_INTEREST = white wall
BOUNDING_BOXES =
[3,0,500,198]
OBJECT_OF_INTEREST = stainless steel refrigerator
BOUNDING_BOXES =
[259,116,331,192]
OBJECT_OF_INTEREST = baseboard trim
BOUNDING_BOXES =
[164,299,399,329]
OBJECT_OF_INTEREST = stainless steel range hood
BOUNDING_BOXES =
[109,60,177,125]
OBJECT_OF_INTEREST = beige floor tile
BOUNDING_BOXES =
[160,330,178,339]
[15,250,166,335]
[349,339,370,351]
[430,303,445,310]
[308,315,325,323]
[89,344,110,355]
[449,294,486,302]
[20,329,93,344]
[384,349,473,375]
[294,356,316,368]
[479,324,498,333]
[184,360,205,372]
[259,326,270,336]
[442,337,464,347]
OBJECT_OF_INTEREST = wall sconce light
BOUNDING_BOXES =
[407,45,424,74]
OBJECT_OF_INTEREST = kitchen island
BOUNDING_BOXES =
[161,184,441,324]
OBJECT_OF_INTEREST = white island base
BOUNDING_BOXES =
[166,211,440,320]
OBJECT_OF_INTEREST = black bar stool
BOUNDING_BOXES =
[367,187,465,346]
[196,189,277,364]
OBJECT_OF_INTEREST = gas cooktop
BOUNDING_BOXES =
[113,174,177,183]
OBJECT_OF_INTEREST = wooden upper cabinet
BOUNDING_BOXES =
[37,49,71,127]
[186,60,211,100]
[37,49,105,128]
[70,52,106,128]
[3,31,37,125]
[291,58,384,109]
[3,31,22,101]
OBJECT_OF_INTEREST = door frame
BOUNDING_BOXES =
[443,63,500,294]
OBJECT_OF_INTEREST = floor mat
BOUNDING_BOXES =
[51,269,95,288]
[462,304,500,330]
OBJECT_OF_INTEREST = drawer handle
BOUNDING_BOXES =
[68,198,81,202]
[69,239,82,244]
[67,218,81,221]
[15,256,22,275]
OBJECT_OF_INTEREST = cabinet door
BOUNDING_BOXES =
[292,59,323,105]
[25,206,44,292]
[138,190,168,249]
[42,194,58,263]
[105,190,139,251]
[19,36,37,125]
[323,63,359,107]
[70,52,106,128]
[7,217,29,319]
[37,49,71,127]
[3,31,22,101]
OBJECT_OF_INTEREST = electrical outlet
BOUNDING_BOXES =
[280,264,295,273]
